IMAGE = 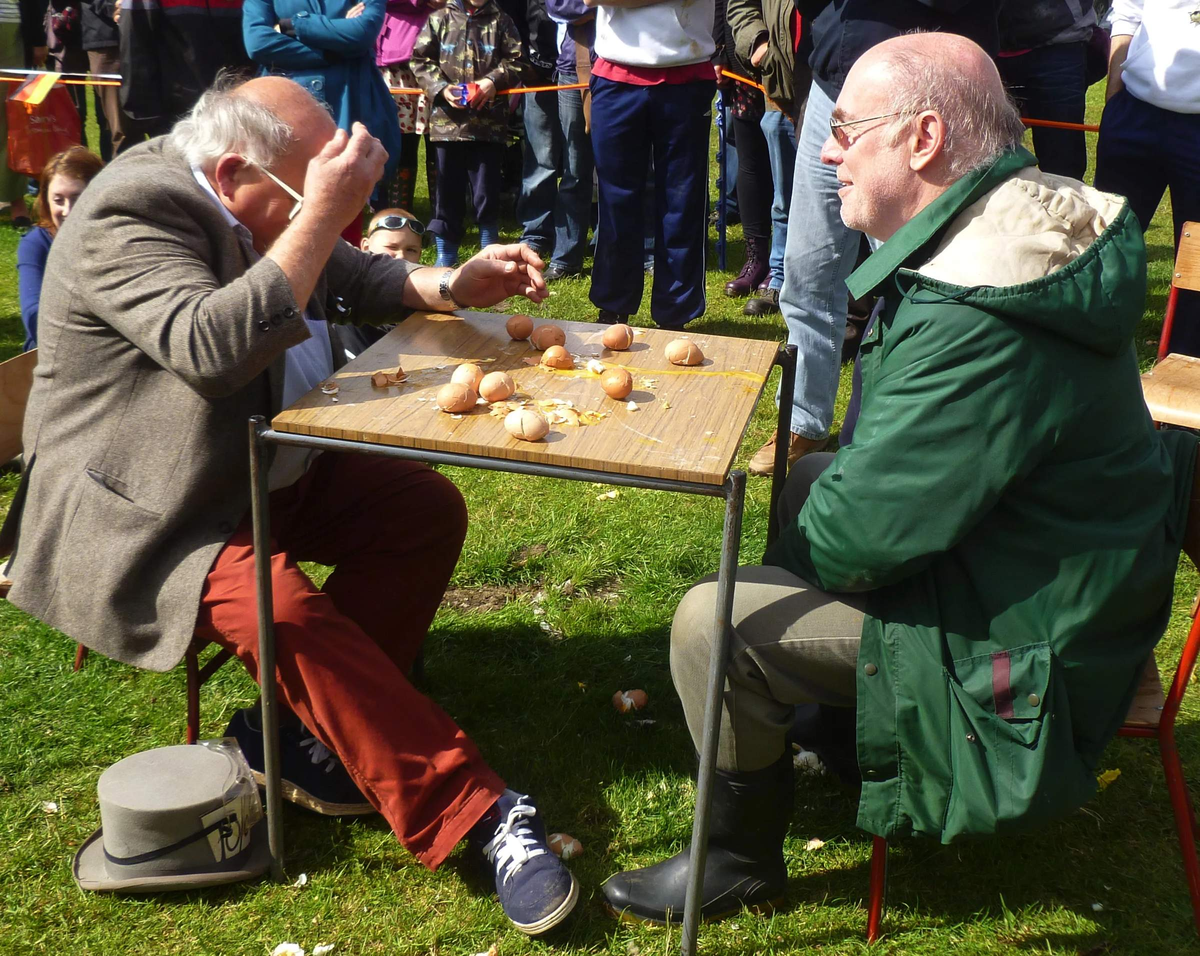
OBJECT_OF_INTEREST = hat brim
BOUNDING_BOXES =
[73,822,271,893]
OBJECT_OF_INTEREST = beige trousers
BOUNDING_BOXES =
[669,454,865,772]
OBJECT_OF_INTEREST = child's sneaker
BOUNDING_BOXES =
[470,790,579,935]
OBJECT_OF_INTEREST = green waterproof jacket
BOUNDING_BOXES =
[765,148,1198,843]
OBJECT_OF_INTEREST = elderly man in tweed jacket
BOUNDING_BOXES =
[0,76,580,936]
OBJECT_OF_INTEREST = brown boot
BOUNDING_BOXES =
[748,430,828,476]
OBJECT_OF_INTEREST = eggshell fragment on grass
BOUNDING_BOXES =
[436,382,478,413]
[530,323,567,350]
[612,689,649,713]
[601,323,634,350]
[505,407,550,441]
[541,345,574,369]
[548,832,583,860]
[507,313,535,340]
[451,363,484,391]
[665,339,705,366]
[600,367,633,400]
[479,370,515,402]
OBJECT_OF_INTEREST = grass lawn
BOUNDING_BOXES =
[1,83,1198,955]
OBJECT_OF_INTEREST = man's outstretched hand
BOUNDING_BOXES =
[450,244,549,306]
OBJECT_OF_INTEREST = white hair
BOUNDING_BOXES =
[168,79,294,170]
[881,45,1027,179]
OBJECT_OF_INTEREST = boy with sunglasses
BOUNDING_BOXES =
[362,207,426,263]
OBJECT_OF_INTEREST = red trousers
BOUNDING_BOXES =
[194,451,505,869]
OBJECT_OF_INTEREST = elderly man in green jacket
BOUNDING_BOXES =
[601,30,1200,924]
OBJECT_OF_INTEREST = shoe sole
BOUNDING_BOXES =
[250,769,377,817]
[513,872,580,936]
[602,896,782,927]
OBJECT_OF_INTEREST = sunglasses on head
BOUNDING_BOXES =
[368,215,426,238]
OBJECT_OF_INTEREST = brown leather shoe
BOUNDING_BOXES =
[748,430,829,476]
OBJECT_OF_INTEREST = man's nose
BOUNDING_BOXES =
[820,134,842,167]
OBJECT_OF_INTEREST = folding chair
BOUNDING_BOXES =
[867,225,1200,942]
[0,349,232,744]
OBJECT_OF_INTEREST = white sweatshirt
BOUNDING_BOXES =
[1110,0,1200,113]
[594,0,716,68]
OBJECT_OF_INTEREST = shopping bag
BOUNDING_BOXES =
[6,74,81,176]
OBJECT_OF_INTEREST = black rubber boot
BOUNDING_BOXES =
[600,752,793,924]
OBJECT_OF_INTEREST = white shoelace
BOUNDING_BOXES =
[298,735,337,774]
[482,798,546,885]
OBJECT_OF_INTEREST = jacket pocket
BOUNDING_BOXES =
[941,642,1095,840]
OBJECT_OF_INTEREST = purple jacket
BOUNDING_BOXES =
[545,0,592,75]
[376,0,435,66]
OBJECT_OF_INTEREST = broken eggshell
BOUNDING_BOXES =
[665,339,705,366]
[547,833,583,860]
[600,366,633,400]
[612,689,649,713]
[601,323,634,351]
[436,382,478,413]
[505,407,550,441]
[451,363,485,391]
[479,370,515,402]
[530,324,566,350]
[541,345,574,369]
[506,313,535,340]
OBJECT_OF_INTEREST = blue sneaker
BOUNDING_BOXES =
[224,707,375,817]
[470,790,579,935]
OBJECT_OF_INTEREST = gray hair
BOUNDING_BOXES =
[881,45,1027,179]
[168,78,293,170]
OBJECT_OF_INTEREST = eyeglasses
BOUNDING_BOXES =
[828,110,914,148]
[251,161,304,220]
[368,215,426,238]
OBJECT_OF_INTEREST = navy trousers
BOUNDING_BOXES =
[1095,89,1200,356]
[997,42,1088,180]
[589,76,715,328]
[429,141,504,246]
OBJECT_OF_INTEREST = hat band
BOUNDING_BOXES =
[104,814,235,867]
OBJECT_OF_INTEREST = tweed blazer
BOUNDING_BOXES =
[0,138,420,672]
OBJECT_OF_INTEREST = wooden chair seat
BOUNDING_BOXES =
[1125,657,1166,729]
[1142,354,1200,429]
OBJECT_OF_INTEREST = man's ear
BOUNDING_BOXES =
[212,153,249,202]
[910,110,947,173]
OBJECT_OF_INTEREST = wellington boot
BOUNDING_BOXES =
[600,753,792,925]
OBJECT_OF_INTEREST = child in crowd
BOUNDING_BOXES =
[361,206,425,262]
[409,0,524,266]
[18,147,105,351]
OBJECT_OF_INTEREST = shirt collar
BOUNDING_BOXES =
[845,147,1037,300]
[190,165,255,242]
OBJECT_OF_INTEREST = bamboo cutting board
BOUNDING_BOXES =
[272,311,780,486]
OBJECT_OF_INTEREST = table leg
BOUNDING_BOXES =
[680,470,746,956]
[765,344,798,552]
[249,416,285,881]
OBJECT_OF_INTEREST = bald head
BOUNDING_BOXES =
[231,76,337,148]
[845,32,1025,180]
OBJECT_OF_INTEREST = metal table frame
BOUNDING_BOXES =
[248,344,797,956]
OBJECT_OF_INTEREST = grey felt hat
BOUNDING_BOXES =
[73,742,270,892]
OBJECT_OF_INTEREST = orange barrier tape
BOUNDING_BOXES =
[387,81,589,96]
[0,75,119,87]
[720,69,766,93]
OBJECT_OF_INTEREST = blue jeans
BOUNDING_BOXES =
[760,109,797,290]
[517,88,560,252]
[997,42,1087,180]
[553,74,594,272]
[778,81,861,440]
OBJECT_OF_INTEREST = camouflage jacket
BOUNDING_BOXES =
[409,0,525,143]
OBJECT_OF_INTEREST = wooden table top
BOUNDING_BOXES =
[272,311,780,486]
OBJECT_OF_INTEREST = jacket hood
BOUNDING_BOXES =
[848,149,1147,357]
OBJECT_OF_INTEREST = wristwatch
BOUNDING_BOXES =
[439,269,461,309]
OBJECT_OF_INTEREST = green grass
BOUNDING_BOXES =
[1,83,1197,955]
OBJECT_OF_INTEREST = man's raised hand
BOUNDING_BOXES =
[301,122,387,232]
[450,244,549,306]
